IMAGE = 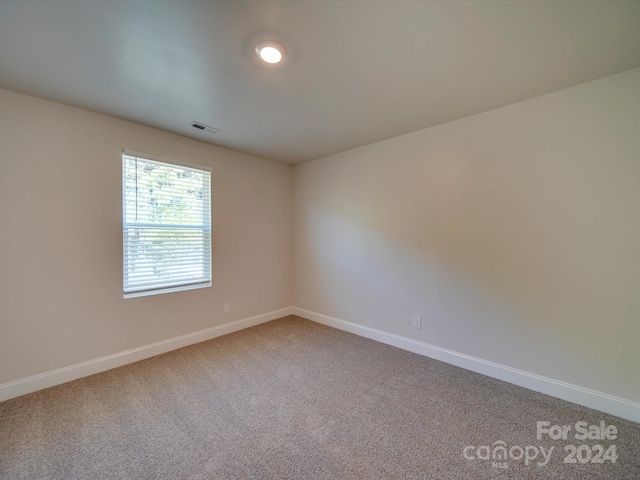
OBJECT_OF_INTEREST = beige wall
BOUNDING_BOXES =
[2,68,639,406]
[293,68,640,403]
[0,88,293,384]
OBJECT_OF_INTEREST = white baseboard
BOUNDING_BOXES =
[4,305,638,423]
[292,307,640,423]
[0,306,295,403]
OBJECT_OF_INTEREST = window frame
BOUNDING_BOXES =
[122,149,212,299]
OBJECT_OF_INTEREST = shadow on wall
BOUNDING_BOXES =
[296,115,640,401]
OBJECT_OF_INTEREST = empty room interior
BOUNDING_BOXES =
[1,1,639,478]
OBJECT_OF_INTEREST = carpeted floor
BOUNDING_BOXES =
[0,315,638,479]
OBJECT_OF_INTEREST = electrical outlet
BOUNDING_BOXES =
[223,303,230,314]
[412,316,421,329]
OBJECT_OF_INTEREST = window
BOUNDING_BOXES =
[122,150,212,298]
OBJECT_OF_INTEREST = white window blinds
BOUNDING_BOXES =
[122,151,212,298]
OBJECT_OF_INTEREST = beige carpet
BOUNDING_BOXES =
[1,315,638,479]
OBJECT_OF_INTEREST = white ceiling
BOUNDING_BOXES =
[0,0,639,165]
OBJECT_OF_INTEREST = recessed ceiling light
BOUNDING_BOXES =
[256,41,285,64]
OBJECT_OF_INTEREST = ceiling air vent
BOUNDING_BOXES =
[190,122,221,135]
